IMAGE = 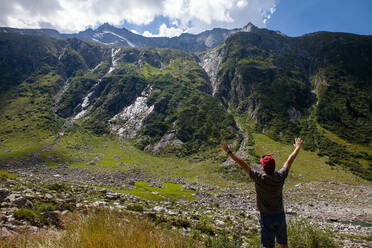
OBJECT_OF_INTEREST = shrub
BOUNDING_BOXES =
[45,183,69,192]
[33,203,56,212]
[126,204,144,212]
[13,209,46,226]
[245,218,338,248]
[206,234,241,248]
[287,218,338,248]
[0,170,18,179]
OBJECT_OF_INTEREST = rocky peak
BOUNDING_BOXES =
[241,22,258,32]
[98,23,115,31]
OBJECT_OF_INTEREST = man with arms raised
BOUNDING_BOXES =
[221,138,303,248]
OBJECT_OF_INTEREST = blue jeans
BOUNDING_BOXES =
[259,212,288,248]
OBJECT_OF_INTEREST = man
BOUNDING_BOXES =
[221,137,303,248]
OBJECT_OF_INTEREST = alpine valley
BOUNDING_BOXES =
[0,23,371,247]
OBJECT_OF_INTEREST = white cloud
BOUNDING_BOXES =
[143,23,184,37]
[0,0,278,36]
[143,30,154,37]
[237,0,248,8]
[158,23,184,37]
[131,29,139,34]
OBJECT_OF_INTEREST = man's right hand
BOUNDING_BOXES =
[284,137,303,170]
[293,137,303,149]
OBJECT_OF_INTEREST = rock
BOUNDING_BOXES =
[215,220,226,227]
[154,206,165,212]
[92,201,106,207]
[193,192,213,199]
[12,197,33,208]
[112,155,121,159]
[44,193,53,200]
[29,226,39,232]
[106,193,119,200]
[117,162,125,166]
[148,182,166,188]
[1,227,13,237]
[0,188,10,202]
[6,193,20,202]
[149,131,183,153]
[86,161,97,166]
[287,106,302,121]
[96,156,104,161]
[286,208,297,215]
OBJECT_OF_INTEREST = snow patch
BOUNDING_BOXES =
[72,90,95,121]
[73,109,87,121]
[54,79,71,104]
[110,87,154,138]
[107,48,121,74]
[91,62,102,72]
[103,31,136,47]
[81,92,93,109]
[93,31,135,47]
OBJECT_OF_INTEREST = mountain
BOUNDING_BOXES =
[0,32,241,158]
[199,28,372,179]
[0,23,239,52]
[0,24,371,181]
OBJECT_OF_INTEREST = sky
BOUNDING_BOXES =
[0,0,371,37]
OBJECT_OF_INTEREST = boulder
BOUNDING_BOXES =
[12,197,33,208]
[86,161,97,166]
[0,188,10,202]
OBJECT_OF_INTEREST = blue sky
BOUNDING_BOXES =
[0,0,371,37]
[267,0,372,36]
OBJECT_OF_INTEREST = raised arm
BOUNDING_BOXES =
[284,137,303,171]
[221,141,250,175]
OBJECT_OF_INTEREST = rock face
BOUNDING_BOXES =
[110,87,154,138]
[146,131,184,154]
[198,48,224,96]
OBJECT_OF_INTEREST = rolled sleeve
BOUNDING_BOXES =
[249,167,260,181]
[277,167,289,179]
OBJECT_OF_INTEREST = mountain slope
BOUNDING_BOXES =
[0,33,241,161]
[199,27,372,180]
[0,26,371,181]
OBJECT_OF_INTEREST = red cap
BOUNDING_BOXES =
[260,155,275,175]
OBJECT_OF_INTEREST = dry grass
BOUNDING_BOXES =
[0,208,201,248]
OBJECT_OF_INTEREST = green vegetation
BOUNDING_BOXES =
[1,209,201,248]
[126,204,144,212]
[246,218,338,248]
[95,181,197,201]
[0,170,18,179]
[287,218,338,248]
[253,133,364,184]
[13,209,46,225]
[214,30,372,181]
[0,29,371,186]
[33,203,57,213]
